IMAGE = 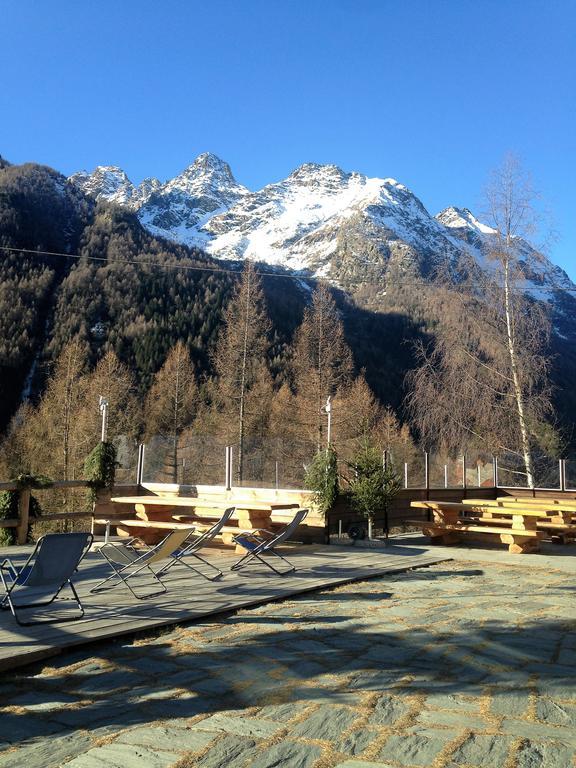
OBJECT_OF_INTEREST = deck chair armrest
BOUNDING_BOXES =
[0,567,12,591]
[0,558,18,580]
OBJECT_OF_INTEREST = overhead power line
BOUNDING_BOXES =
[1,244,575,293]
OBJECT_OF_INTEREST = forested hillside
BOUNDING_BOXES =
[0,160,424,433]
[0,157,573,492]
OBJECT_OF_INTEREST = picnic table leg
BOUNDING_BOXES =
[500,534,540,554]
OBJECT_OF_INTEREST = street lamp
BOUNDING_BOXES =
[99,396,109,443]
[321,396,332,447]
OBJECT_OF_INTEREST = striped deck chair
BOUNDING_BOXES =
[90,526,195,599]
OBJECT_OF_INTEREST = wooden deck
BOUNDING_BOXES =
[0,543,448,673]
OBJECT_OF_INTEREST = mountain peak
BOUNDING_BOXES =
[437,206,496,234]
[288,162,348,184]
[177,152,238,183]
[91,165,131,182]
[68,165,135,205]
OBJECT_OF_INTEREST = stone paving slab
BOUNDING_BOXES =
[0,558,575,767]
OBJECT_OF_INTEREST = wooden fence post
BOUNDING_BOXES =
[16,488,31,545]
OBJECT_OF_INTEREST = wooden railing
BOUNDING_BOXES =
[0,480,112,544]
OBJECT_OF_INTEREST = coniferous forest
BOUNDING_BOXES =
[0,157,574,492]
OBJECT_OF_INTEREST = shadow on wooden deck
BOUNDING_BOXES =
[0,543,447,672]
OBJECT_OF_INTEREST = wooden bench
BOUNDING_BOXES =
[412,500,569,527]
[114,517,260,551]
[407,518,544,553]
[111,496,298,538]
[114,519,195,545]
[496,496,576,509]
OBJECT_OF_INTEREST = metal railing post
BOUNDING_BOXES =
[462,454,467,490]
[136,443,145,485]
[404,462,408,489]
[444,464,448,488]
[559,459,566,492]
[225,446,232,490]
[424,452,429,491]
[493,456,499,489]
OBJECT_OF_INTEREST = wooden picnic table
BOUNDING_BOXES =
[409,500,547,553]
[494,497,576,512]
[463,498,576,524]
[110,495,300,546]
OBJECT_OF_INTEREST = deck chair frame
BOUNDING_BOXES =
[156,506,235,580]
[0,532,93,626]
[90,526,195,599]
[231,509,308,575]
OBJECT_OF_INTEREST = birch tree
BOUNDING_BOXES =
[484,155,546,486]
[406,156,557,486]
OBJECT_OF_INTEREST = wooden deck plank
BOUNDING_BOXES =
[0,545,448,672]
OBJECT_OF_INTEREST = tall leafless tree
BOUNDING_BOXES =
[406,156,558,486]
[211,261,272,483]
[292,285,354,450]
[145,341,198,482]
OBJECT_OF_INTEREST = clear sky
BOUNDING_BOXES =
[1,0,575,279]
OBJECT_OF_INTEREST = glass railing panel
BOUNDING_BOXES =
[566,459,576,491]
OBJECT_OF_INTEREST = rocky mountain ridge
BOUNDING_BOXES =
[69,153,574,299]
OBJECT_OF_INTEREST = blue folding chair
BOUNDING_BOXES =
[1,532,93,625]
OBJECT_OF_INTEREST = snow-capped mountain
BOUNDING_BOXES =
[70,153,249,244]
[69,154,574,295]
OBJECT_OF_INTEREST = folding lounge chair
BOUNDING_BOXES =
[231,509,308,575]
[157,506,235,580]
[90,526,196,599]
[0,532,93,626]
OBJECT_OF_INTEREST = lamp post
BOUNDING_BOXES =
[321,396,332,448]
[99,396,109,443]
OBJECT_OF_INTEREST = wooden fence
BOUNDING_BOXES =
[3,480,576,546]
[0,481,138,545]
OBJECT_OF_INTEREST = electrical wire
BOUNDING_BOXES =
[1,243,575,292]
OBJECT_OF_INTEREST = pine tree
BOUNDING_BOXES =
[24,339,90,481]
[82,350,139,442]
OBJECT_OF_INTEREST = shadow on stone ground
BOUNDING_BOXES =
[0,561,575,768]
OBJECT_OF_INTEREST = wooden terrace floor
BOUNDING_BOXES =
[0,543,448,673]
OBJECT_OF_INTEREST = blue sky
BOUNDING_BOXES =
[1,0,575,279]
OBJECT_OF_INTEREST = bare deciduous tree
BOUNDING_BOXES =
[406,156,558,486]
[211,261,272,483]
[292,285,354,450]
[145,341,198,482]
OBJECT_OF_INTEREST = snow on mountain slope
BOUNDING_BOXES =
[201,163,462,273]
[69,154,575,296]
[70,153,249,245]
[437,206,574,293]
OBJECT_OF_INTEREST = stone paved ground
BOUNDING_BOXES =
[0,559,575,768]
